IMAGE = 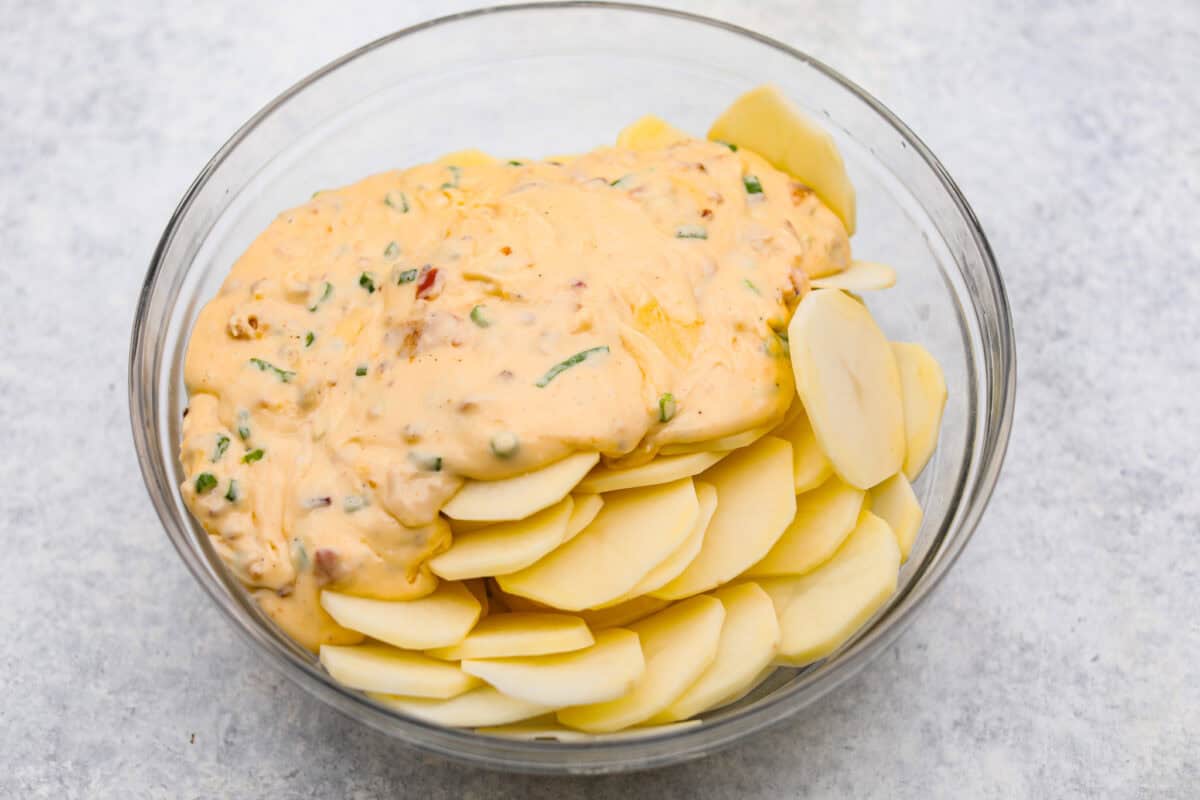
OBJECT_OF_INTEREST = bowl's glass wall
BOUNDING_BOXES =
[130,3,1013,774]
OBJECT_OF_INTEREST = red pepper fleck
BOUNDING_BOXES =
[416,266,440,299]
[700,208,713,219]
[570,279,587,289]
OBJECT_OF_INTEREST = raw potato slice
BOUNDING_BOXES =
[760,512,901,667]
[429,497,574,580]
[892,342,948,479]
[659,426,768,456]
[320,581,481,650]
[774,410,834,493]
[564,494,604,541]
[870,472,923,562]
[617,115,691,150]
[426,612,594,661]
[557,596,725,732]
[708,84,857,235]
[463,578,489,616]
[477,720,701,741]
[789,289,905,490]
[319,644,481,699]
[710,665,777,711]
[461,628,644,707]
[441,452,600,521]
[577,451,725,494]
[371,686,552,727]
[810,260,896,291]
[497,478,700,610]
[651,582,780,723]
[745,477,866,577]
[578,596,671,630]
[620,481,718,599]
[653,437,796,599]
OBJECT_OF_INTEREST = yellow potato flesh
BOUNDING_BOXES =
[616,115,692,150]
[557,596,725,732]
[564,494,604,541]
[653,437,796,599]
[789,289,905,490]
[892,342,948,480]
[320,581,481,650]
[497,478,699,610]
[319,644,481,699]
[476,720,701,741]
[774,408,834,493]
[461,628,644,707]
[619,481,719,599]
[577,451,726,494]
[870,472,923,562]
[810,260,896,291]
[745,477,866,577]
[708,84,857,234]
[428,497,574,580]
[371,686,553,728]
[659,426,768,456]
[760,512,900,667]
[441,452,600,521]
[426,612,594,661]
[577,595,671,630]
[652,582,780,723]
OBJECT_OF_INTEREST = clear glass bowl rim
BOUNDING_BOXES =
[128,0,1016,775]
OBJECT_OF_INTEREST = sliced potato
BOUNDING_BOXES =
[653,437,796,599]
[578,595,671,630]
[789,289,905,490]
[774,409,834,493]
[497,478,699,610]
[319,644,481,699]
[320,582,481,650]
[426,612,594,661]
[709,665,777,711]
[620,481,719,599]
[557,596,725,732]
[760,511,900,666]
[564,494,604,541]
[810,260,896,291]
[892,342,948,479]
[870,472,923,562]
[429,497,574,580]
[441,452,600,521]
[708,84,857,234]
[659,426,768,456]
[463,578,489,616]
[617,115,691,150]
[371,686,552,727]
[745,477,866,577]
[461,628,644,707]
[477,720,701,741]
[652,582,779,723]
[577,451,725,494]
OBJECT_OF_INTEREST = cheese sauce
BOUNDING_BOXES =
[180,139,850,649]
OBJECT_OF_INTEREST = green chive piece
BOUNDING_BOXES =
[304,331,315,348]
[212,434,230,462]
[291,538,309,569]
[344,495,367,513]
[237,411,251,441]
[248,358,295,383]
[355,365,368,377]
[611,174,633,188]
[383,241,400,259]
[743,279,761,295]
[307,281,333,312]
[507,160,524,166]
[396,267,418,285]
[490,432,520,458]
[743,175,763,195]
[242,449,265,464]
[224,479,239,503]
[535,345,610,388]
[195,473,218,494]
[658,393,677,423]
[358,272,377,294]
[440,165,461,190]
[310,189,324,199]
[470,305,491,328]
[409,451,443,472]
[385,191,410,212]
[715,139,738,152]
[675,225,708,240]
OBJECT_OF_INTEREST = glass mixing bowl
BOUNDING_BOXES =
[129,2,1015,775]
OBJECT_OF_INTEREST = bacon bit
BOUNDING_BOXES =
[570,279,587,289]
[276,584,294,598]
[458,399,478,413]
[416,266,441,299]
[791,182,814,204]
[397,320,424,358]
[500,245,512,256]
[247,315,258,330]
[498,369,514,380]
[182,407,189,418]
[304,496,332,509]
[700,208,713,220]
[696,163,708,174]
[313,548,341,584]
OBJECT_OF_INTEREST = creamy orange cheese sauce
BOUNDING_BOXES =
[180,139,849,649]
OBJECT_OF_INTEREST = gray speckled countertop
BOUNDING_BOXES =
[2,1,1197,797]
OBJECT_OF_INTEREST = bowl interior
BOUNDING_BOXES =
[130,2,1012,774]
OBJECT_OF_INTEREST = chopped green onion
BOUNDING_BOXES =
[507,160,524,166]
[248,358,295,383]
[395,267,418,285]
[242,448,265,464]
[490,432,520,458]
[383,241,400,259]
[743,279,761,295]
[194,473,218,494]
[675,225,708,240]
[358,271,377,294]
[355,365,368,377]
[237,411,251,441]
[224,479,239,503]
[611,174,634,188]
[385,191,409,212]
[304,331,315,348]
[715,139,738,152]
[409,451,443,472]
[291,538,309,569]
[658,393,677,423]
[307,281,333,312]
[535,345,610,388]
[310,189,325,199]
[470,305,491,328]
[212,434,230,462]
[743,175,763,195]
[440,165,461,190]
[343,495,367,513]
